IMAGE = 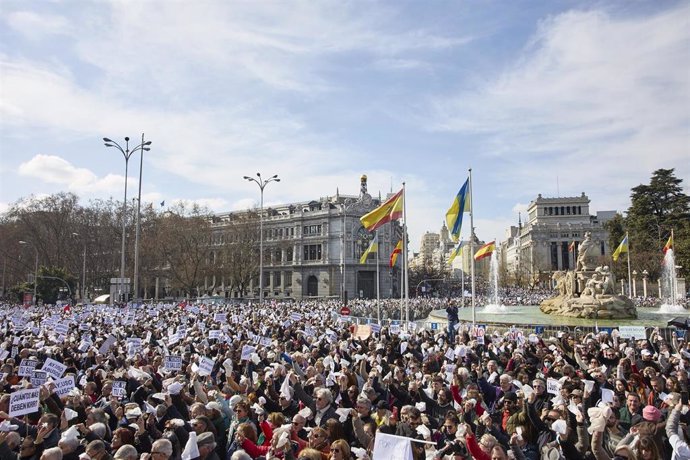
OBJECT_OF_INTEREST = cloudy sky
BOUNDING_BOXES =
[1,0,688,251]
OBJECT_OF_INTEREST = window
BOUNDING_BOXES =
[286,248,293,262]
[273,271,281,286]
[303,225,322,236]
[304,244,322,260]
[263,272,269,287]
[567,206,571,215]
[284,271,292,287]
[275,249,282,262]
[578,206,582,215]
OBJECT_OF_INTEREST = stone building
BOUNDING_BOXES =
[500,193,616,285]
[208,176,402,301]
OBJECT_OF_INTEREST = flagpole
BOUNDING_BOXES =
[402,182,410,329]
[376,232,380,324]
[469,168,476,326]
[626,232,632,298]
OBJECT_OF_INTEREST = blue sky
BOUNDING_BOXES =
[1,1,688,251]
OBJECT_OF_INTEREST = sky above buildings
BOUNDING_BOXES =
[1,1,688,251]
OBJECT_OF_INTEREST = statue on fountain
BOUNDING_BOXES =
[541,236,637,319]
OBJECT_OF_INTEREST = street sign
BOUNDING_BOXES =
[340,306,351,316]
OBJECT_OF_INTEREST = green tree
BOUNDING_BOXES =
[623,169,690,279]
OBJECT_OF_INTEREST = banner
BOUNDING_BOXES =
[9,388,40,417]
[112,380,127,397]
[18,359,38,377]
[372,432,414,460]
[54,376,76,397]
[30,370,48,386]
[164,356,183,371]
[198,357,215,376]
[618,326,646,340]
[42,358,67,379]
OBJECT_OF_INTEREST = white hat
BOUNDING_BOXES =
[167,382,183,395]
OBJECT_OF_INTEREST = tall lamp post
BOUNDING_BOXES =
[19,240,38,305]
[243,173,280,305]
[72,232,87,301]
[103,135,151,303]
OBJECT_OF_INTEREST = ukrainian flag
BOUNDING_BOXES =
[447,241,466,265]
[445,178,471,242]
[612,234,628,262]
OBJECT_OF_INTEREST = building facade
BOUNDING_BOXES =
[208,176,402,301]
[500,193,615,285]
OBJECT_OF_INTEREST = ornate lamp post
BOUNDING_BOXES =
[103,135,151,303]
[243,173,280,304]
[18,240,38,305]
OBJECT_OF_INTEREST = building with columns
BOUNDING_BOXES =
[500,193,616,285]
[208,176,402,301]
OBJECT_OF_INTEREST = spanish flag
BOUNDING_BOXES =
[390,240,403,267]
[359,235,379,264]
[474,241,495,261]
[612,234,628,262]
[445,178,470,242]
[360,189,403,232]
[663,234,673,254]
[447,241,466,265]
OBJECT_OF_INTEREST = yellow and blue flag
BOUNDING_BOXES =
[359,234,379,264]
[612,234,628,261]
[447,241,466,265]
[445,178,471,242]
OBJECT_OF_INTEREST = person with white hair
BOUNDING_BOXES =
[57,436,81,460]
[113,444,137,460]
[40,446,63,460]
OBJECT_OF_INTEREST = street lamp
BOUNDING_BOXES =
[103,135,151,303]
[72,232,87,301]
[243,173,280,305]
[19,240,38,305]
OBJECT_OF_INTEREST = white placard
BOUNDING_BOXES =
[618,326,646,340]
[98,335,117,355]
[112,380,127,397]
[18,359,38,377]
[54,376,76,397]
[372,432,414,460]
[30,370,48,386]
[241,345,256,361]
[41,358,67,379]
[209,330,222,340]
[390,324,401,335]
[214,313,227,323]
[290,312,303,322]
[546,378,562,396]
[164,355,183,371]
[9,388,40,417]
[198,356,215,376]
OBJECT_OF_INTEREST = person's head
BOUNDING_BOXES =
[267,412,285,427]
[236,422,257,443]
[479,434,498,454]
[40,446,63,460]
[490,445,509,460]
[234,401,250,419]
[190,402,208,418]
[442,413,459,435]
[314,388,332,410]
[308,427,328,449]
[614,445,637,460]
[85,440,107,460]
[291,415,306,433]
[40,413,60,431]
[532,379,546,395]
[650,376,665,393]
[2,432,20,450]
[329,439,350,460]
[20,434,38,458]
[150,439,173,460]
[324,418,346,443]
[297,448,324,460]
[355,396,372,416]
[111,427,135,449]
[499,374,512,392]
[626,393,641,413]
[437,387,452,405]
[196,432,217,459]
[636,436,658,460]
[407,407,422,429]
[113,444,138,460]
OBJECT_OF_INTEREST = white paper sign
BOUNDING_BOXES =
[241,345,256,361]
[41,358,67,379]
[214,313,227,323]
[30,370,48,386]
[18,359,38,377]
[546,378,562,396]
[98,335,117,355]
[164,356,183,371]
[112,380,127,397]
[372,432,413,460]
[9,388,40,417]
[209,330,222,340]
[601,388,615,404]
[618,326,646,340]
[54,376,76,397]
[198,357,215,376]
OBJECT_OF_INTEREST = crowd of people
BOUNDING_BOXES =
[0,298,688,460]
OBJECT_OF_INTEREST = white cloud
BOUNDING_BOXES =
[4,11,68,40]
[18,155,131,196]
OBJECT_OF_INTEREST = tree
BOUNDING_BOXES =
[624,169,690,279]
[217,212,260,297]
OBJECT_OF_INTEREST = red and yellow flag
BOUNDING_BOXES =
[389,240,403,267]
[663,234,673,254]
[360,189,403,232]
[474,241,496,261]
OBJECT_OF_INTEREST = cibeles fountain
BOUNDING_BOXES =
[540,232,638,319]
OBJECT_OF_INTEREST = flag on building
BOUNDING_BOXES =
[663,234,674,254]
[474,241,496,261]
[447,241,466,265]
[612,235,629,262]
[568,241,576,252]
[359,235,379,264]
[360,189,404,232]
[445,178,471,242]
[390,240,403,267]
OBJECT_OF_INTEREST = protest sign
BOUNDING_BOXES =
[372,432,414,460]
[112,380,127,397]
[18,359,38,377]
[164,356,183,371]
[214,313,227,323]
[198,356,215,376]
[42,358,67,379]
[241,345,256,361]
[54,376,76,397]
[98,335,117,355]
[30,370,48,386]
[618,326,646,340]
[9,388,40,417]
[355,324,371,341]
[547,378,562,395]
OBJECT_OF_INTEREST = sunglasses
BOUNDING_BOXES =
[332,448,341,453]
